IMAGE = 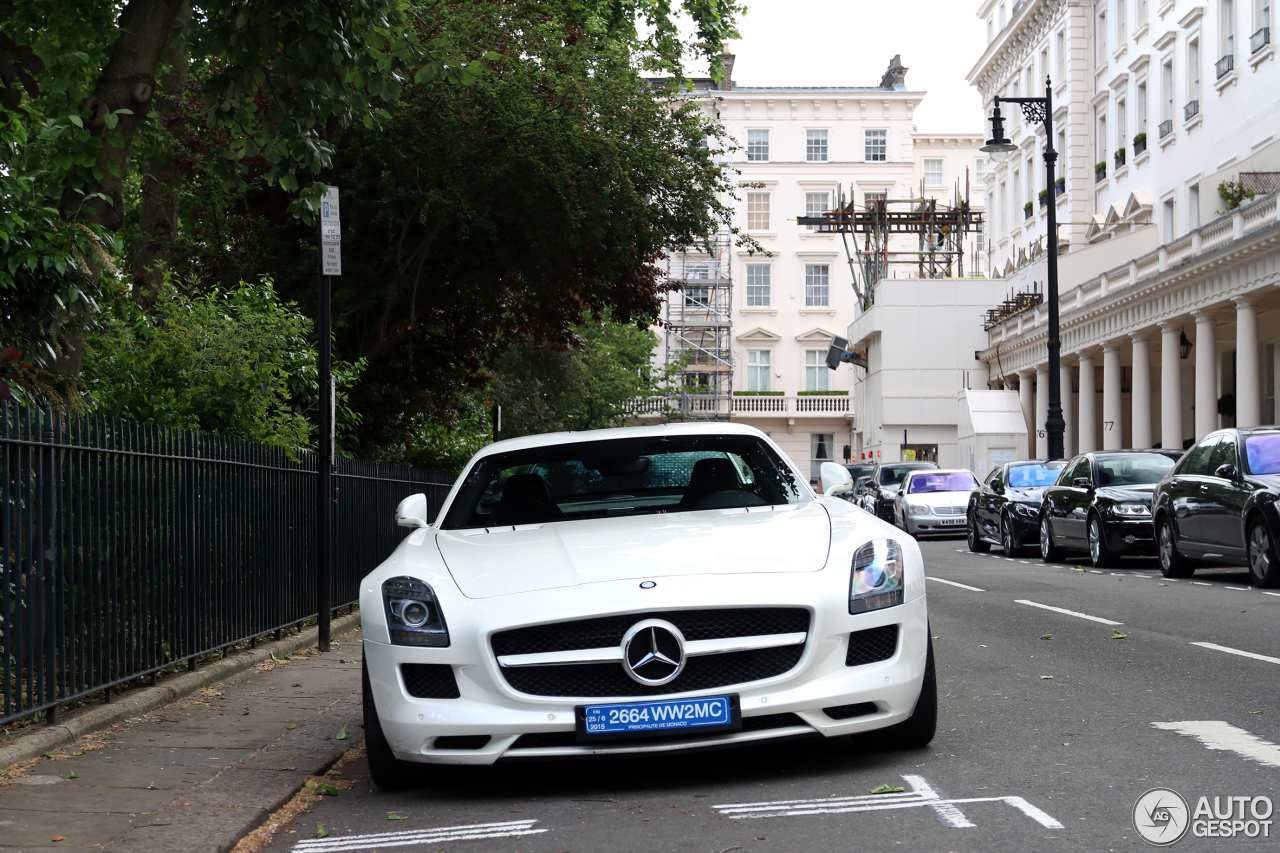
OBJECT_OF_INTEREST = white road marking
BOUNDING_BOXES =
[927,577,986,592]
[1193,581,1211,586]
[291,820,546,852]
[713,775,1062,829]
[1089,570,1104,574]
[1152,721,1280,769]
[1266,592,1280,597]
[1134,575,1152,579]
[1226,586,1251,591]
[1015,599,1123,625]
[1190,641,1280,666]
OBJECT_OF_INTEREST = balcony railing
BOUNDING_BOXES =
[732,395,851,415]
[1095,164,1107,183]
[1159,119,1174,139]
[1114,149,1126,168]
[1217,53,1235,78]
[1252,26,1271,54]
[632,395,854,418]
[1184,100,1200,120]
[1024,205,1034,220]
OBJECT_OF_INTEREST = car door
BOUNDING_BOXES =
[979,467,1003,538]
[1169,435,1220,549]
[1199,433,1250,557]
[1043,457,1083,542]
[1057,456,1096,543]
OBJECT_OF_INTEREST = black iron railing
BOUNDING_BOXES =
[0,404,453,724]
[1217,54,1235,78]
[1184,100,1200,120]
[1159,119,1174,139]
[1252,27,1271,54]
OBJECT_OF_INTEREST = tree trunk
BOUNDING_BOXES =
[133,0,192,306]
[59,0,187,229]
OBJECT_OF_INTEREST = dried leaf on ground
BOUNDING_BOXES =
[870,784,905,794]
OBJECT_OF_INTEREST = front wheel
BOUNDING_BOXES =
[1157,517,1196,579]
[1247,519,1280,588]
[967,511,990,552]
[881,634,936,749]
[364,658,421,791]
[1001,513,1021,556]
[1040,516,1065,563]
[1088,515,1119,568]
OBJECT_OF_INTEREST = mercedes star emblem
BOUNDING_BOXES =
[621,619,687,686]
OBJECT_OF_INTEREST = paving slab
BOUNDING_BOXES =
[107,804,267,853]
[0,808,141,847]
[0,783,175,814]
[181,768,313,813]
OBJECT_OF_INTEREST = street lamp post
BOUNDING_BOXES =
[981,76,1065,461]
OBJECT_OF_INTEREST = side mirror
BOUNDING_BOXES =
[1215,463,1238,480]
[1072,477,1092,490]
[396,493,430,528]
[820,462,854,496]
[992,481,1005,495]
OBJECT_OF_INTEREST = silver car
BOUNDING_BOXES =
[894,468,980,537]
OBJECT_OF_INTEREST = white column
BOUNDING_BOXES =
[1102,343,1123,450]
[1061,360,1075,458]
[1019,370,1034,446]
[1035,364,1050,458]
[1160,322,1184,451]
[1078,351,1096,453]
[1193,309,1218,439]
[1235,296,1261,428]
[1130,333,1152,449]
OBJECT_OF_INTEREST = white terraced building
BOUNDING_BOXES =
[969,0,1280,454]
[648,56,986,481]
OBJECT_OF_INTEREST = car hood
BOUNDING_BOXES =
[434,502,832,599]
[1097,484,1157,503]
[1006,487,1047,505]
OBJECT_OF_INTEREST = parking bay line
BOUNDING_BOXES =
[1190,641,1280,666]
[291,820,546,853]
[1015,599,1123,625]
[927,577,986,592]
[713,774,1063,829]
[1152,721,1280,769]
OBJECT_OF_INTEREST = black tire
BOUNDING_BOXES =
[1247,518,1280,588]
[882,634,937,750]
[1157,516,1196,579]
[1087,514,1119,568]
[1001,513,1021,556]
[363,658,421,791]
[1040,516,1065,563]
[967,511,990,552]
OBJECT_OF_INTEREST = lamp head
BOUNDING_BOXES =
[981,99,1017,164]
[1179,330,1193,360]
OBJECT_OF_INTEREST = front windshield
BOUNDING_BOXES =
[880,465,926,486]
[441,434,810,529]
[1245,434,1280,474]
[907,472,978,494]
[1007,462,1067,488]
[1095,454,1175,487]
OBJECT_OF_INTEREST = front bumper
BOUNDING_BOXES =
[364,578,929,765]
[1008,511,1041,543]
[1104,516,1156,555]
[904,515,968,536]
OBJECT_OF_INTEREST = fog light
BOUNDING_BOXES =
[1123,535,1136,544]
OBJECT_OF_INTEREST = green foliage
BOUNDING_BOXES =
[1218,178,1256,211]
[80,278,364,456]
[733,391,784,396]
[796,390,848,396]
[395,390,493,474]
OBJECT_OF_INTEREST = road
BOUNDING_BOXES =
[264,540,1280,852]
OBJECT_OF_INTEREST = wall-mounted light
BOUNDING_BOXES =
[1179,330,1193,360]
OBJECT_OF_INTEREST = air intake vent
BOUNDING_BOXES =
[433,735,490,750]
[823,702,878,720]
[845,625,898,667]
[401,663,461,698]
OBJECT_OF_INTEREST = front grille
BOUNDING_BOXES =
[509,713,806,750]
[433,735,490,750]
[823,702,878,720]
[933,506,964,516]
[501,645,804,698]
[401,663,461,698]
[492,608,809,657]
[845,625,898,667]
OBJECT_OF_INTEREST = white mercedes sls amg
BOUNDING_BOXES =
[360,423,934,788]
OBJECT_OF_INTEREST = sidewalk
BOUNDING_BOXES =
[0,627,366,853]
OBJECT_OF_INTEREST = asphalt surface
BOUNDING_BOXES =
[264,540,1280,853]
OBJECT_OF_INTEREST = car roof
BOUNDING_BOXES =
[470,421,772,458]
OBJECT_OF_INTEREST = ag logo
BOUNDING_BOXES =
[1134,788,1191,846]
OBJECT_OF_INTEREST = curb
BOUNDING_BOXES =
[0,612,363,773]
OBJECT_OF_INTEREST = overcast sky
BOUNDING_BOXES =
[723,0,987,134]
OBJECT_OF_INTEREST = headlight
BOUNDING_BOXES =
[383,576,450,646]
[1013,502,1039,516]
[907,503,932,517]
[880,489,895,500]
[849,539,905,614]
[1111,502,1151,517]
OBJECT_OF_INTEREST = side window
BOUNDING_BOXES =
[1069,457,1092,484]
[1208,435,1238,475]
[1179,435,1219,476]
[987,466,1003,486]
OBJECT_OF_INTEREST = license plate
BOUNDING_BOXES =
[939,517,965,525]
[576,695,740,742]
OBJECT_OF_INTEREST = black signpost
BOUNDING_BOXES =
[317,187,341,652]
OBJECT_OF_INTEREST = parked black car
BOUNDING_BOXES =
[1039,450,1177,567]
[1151,428,1280,586]
[855,461,939,523]
[967,459,1068,555]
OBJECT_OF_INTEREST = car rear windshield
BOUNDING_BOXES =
[1094,454,1175,487]
[441,434,810,529]
[907,472,978,493]
[1245,434,1280,474]
[879,465,930,486]
[1007,462,1066,488]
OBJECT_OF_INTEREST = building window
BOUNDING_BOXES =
[864,191,887,206]
[810,433,835,482]
[1189,184,1201,229]
[1098,10,1108,62]
[1000,2,1007,28]
[1057,30,1066,80]
[1163,198,1176,239]
[747,192,770,231]
[1026,157,1035,206]
[1162,60,1174,124]
[805,351,830,392]
[806,129,829,162]
[1140,0,1148,24]
[975,159,987,181]
[988,19,995,43]
[746,350,771,392]
[1189,39,1201,103]
[1000,180,1008,232]
[1223,0,1236,58]
[746,129,769,162]
[924,159,944,187]
[1041,47,1050,82]
[745,264,771,306]
[1013,167,1021,215]
[1260,0,1273,34]
[805,264,830,307]
[865,129,887,162]
[1098,113,1108,162]
[1138,81,1148,133]
[1118,0,1128,41]
[1117,99,1127,151]
[1057,129,1067,167]
[805,192,831,230]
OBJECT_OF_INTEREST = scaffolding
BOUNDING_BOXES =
[663,232,733,420]
[798,183,985,311]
